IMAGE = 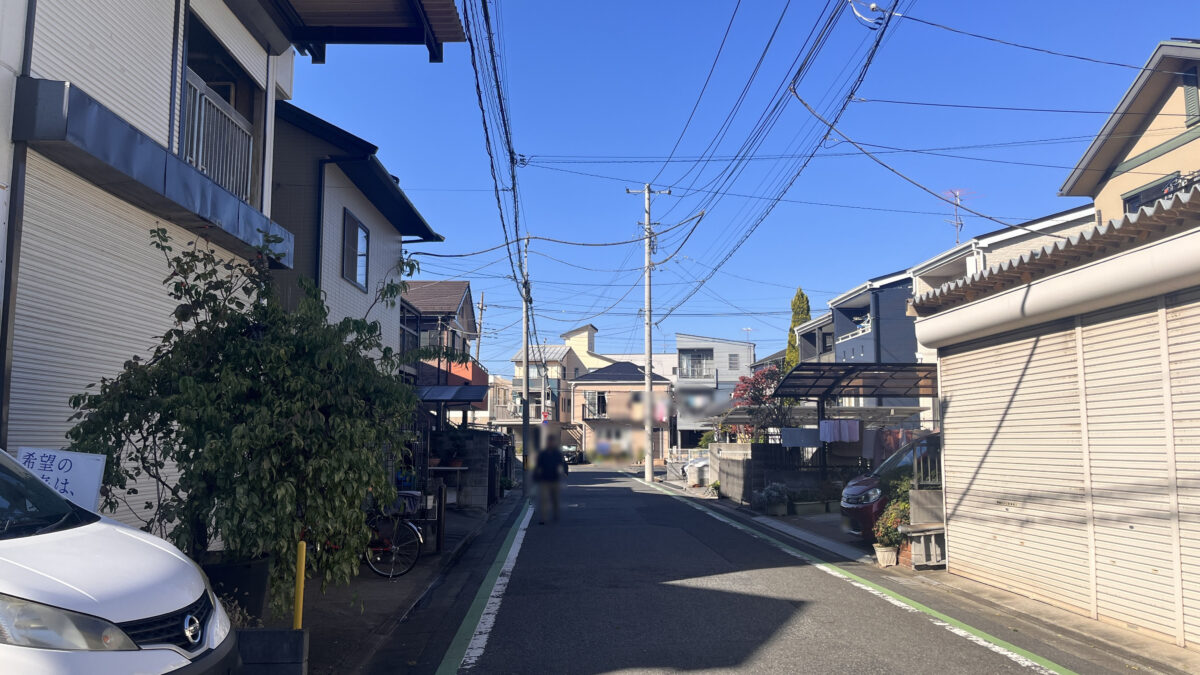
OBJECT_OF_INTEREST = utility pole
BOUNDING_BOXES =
[472,291,485,425]
[627,183,670,483]
[521,236,531,472]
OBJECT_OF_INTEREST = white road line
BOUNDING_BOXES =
[637,475,1062,675]
[459,506,533,670]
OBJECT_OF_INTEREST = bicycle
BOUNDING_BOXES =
[363,500,425,579]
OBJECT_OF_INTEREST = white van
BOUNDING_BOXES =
[0,450,238,674]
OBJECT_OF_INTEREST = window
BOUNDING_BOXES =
[729,354,740,370]
[342,210,369,289]
[574,367,579,379]
[1122,173,1180,214]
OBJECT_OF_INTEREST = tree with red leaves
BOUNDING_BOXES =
[731,366,790,438]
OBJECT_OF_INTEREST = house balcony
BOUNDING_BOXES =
[182,69,254,202]
[512,377,560,392]
[582,406,608,420]
[678,368,715,380]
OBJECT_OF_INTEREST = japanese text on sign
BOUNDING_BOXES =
[16,447,106,511]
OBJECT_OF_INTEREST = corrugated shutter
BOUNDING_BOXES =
[13,152,245,529]
[1167,287,1200,643]
[190,0,268,88]
[940,321,1092,614]
[1080,299,1178,638]
[31,0,176,145]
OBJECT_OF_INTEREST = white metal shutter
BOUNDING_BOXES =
[14,152,245,528]
[1080,299,1178,638]
[190,0,269,88]
[1167,287,1200,644]
[940,321,1092,614]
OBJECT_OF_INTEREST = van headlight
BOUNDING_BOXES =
[0,593,138,651]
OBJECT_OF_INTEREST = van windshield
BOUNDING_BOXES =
[0,451,96,540]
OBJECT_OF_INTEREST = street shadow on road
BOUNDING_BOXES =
[472,466,819,674]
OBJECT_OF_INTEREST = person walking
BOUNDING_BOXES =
[534,443,569,524]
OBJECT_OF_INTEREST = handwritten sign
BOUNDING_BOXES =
[16,447,106,511]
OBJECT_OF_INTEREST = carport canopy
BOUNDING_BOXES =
[772,363,938,400]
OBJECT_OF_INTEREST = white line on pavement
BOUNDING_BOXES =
[459,505,534,670]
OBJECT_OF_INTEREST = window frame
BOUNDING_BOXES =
[342,209,369,291]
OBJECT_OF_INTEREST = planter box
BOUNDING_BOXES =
[790,500,831,516]
[873,544,898,567]
[238,628,308,675]
[764,502,787,517]
[202,555,272,622]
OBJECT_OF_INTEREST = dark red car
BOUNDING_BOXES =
[840,432,941,540]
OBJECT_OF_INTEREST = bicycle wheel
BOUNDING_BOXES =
[365,517,421,578]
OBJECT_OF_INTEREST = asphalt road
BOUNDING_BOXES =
[373,466,1179,675]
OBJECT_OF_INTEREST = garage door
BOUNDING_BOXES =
[12,152,244,529]
[940,320,1092,615]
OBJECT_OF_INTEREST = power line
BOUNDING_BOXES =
[657,0,900,325]
[853,97,1199,116]
[523,163,1037,219]
[895,13,1192,76]
[791,93,1069,240]
[649,0,742,186]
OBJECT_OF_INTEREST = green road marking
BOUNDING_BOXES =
[634,474,1075,675]
[436,500,531,675]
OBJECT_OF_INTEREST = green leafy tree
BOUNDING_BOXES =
[783,286,811,370]
[66,229,422,613]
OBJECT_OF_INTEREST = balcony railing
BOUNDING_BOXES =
[183,68,254,202]
[678,367,714,379]
[582,406,608,420]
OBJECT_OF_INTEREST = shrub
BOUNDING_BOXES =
[753,482,789,508]
[873,480,912,548]
[698,431,714,449]
[66,231,423,614]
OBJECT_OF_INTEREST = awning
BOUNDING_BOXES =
[772,363,938,400]
[417,385,489,405]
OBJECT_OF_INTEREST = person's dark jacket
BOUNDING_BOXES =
[534,447,569,482]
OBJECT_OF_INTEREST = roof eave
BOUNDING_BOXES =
[1060,42,1198,197]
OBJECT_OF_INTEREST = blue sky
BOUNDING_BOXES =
[290,1,1192,377]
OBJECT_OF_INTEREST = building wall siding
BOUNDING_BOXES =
[319,164,405,355]
[30,0,176,146]
[189,0,268,89]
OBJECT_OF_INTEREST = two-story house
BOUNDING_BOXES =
[403,280,487,391]
[572,362,672,462]
[910,40,1200,647]
[0,0,462,526]
[271,102,443,379]
[673,333,755,448]
[793,313,836,364]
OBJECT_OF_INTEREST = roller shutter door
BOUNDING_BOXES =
[1167,288,1200,644]
[12,152,244,528]
[940,321,1092,615]
[1080,299,1178,639]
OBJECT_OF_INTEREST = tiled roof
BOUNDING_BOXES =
[912,184,1200,315]
[403,281,469,315]
[572,361,670,383]
[509,344,573,363]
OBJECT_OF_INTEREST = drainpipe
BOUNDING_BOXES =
[0,0,40,449]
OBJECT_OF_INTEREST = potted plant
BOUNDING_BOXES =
[753,482,789,516]
[872,478,911,567]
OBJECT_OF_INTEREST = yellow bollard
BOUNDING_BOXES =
[293,540,306,630]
